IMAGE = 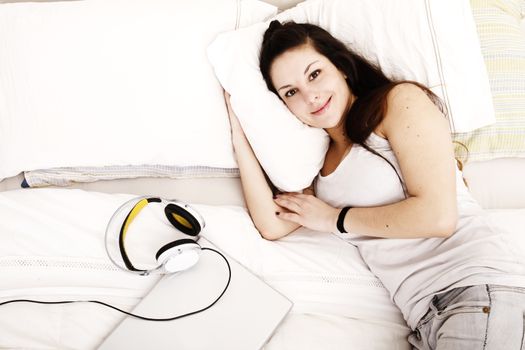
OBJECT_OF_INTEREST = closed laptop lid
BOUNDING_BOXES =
[98,238,292,350]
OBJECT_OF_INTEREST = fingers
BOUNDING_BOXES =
[274,193,337,232]
[276,211,302,225]
[273,193,309,213]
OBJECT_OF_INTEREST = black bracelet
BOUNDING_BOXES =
[337,206,352,233]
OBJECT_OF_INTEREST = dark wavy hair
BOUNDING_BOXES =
[260,20,446,192]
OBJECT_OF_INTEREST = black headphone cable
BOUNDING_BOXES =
[0,247,231,322]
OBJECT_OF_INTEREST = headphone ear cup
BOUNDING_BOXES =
[164,203,202,236]
[155,239,201,273]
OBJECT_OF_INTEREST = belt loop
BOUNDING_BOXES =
[429,295,439,312]
[415,328,422,340]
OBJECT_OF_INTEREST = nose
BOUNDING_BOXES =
[304,90,320,105]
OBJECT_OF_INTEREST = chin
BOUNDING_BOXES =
[305,113,340,129]
[323,115,342,129]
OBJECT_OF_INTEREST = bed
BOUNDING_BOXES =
[0,0,524,349]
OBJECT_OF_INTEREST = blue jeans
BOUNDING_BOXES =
[408,284,525,350]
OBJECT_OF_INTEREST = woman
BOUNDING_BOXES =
[225,20,525,349]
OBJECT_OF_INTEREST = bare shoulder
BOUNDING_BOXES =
[387,82,434,108]
[377,82,445,137]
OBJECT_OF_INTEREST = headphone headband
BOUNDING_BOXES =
[107,196,205,275]
[118,198,162,272]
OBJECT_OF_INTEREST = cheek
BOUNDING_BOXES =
[284,99,304,118]
[339,80,351,101]
[284,97,316,125]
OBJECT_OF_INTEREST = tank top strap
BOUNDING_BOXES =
[364,132,390,151]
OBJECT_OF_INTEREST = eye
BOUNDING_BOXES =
[309,69,321,81]
[284,88,297,98]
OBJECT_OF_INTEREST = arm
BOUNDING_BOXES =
[343,83,458,238]
[275,83,458,238]
[224,92,301,240]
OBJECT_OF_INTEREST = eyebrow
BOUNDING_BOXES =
[277,60,319,92]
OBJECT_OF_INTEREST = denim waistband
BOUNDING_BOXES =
[431,284,525,311]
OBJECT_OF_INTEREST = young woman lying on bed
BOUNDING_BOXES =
[224,20,525,350]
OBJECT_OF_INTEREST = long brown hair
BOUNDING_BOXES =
[260,20,446,193]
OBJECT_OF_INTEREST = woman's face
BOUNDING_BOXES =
[270,43,352,129]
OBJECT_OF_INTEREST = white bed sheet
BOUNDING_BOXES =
[1,188,523,349]
[0,188,410,349]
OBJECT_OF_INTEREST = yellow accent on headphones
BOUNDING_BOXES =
[121,198,149,242]
[108,196,205,275]
[171,213,193,229]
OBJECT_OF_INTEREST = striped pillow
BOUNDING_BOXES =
[453,0,525,161]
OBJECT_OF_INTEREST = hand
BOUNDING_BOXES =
[223,90,247,144]
[273,193,340,233]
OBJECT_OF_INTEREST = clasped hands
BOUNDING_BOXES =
[274,192,341,233]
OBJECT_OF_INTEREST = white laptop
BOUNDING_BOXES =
[98,238,292,350]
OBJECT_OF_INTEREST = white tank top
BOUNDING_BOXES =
[314,133,525,329]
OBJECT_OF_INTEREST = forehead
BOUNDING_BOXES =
[269,44,328,85]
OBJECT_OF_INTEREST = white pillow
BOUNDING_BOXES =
[0,0,277,181]
[208,21,330,192]
[207,0,495,191]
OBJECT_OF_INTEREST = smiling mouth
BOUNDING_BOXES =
[312,96,332,115]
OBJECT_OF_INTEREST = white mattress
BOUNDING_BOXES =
[0,158,523,349]
[0,188,412,349]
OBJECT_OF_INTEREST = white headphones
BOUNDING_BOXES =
[105,196,205,276]
[1,197,230,322]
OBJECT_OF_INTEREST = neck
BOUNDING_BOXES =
[325,124,350,149]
